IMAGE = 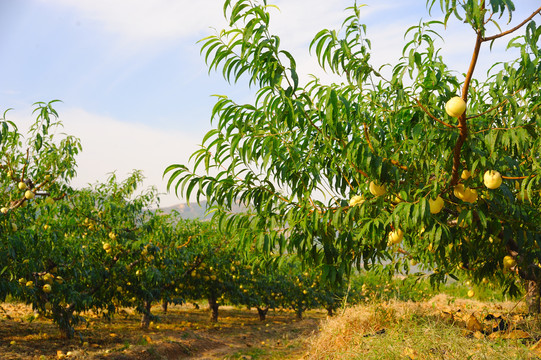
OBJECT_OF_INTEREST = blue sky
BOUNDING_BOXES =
[1,0,538,206]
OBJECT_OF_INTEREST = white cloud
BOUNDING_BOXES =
[33,0,425,85]
[63,108,204,206]
[40,0,228,43]
[10,106,203,207]
[1,89,21,96]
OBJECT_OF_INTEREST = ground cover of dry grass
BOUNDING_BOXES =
[306,294,541,359]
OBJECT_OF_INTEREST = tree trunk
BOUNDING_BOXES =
[256,307,269,321]
[326,306,334,317]
[162,300,168,314]
[296,307,303,320]
[192,302,200,309]
[526,280,541,314]
[208,294,219,322]
[56,309,75,339]
[140,301,152,329]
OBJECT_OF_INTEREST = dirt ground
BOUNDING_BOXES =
[0,303,325,360]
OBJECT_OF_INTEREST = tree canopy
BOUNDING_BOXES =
[166,0,541,302]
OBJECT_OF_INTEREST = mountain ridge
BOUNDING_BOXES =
[156,200,246,220]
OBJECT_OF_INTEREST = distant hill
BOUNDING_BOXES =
[156,200,246,220]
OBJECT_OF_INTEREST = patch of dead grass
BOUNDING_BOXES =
[306,294,541,360]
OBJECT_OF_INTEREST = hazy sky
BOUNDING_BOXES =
[0,0,538,206]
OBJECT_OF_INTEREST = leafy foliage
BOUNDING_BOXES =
[166,0,541,299]
[0,105,350,335]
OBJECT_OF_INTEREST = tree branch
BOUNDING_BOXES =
[483,6,541,42]
[451,30,483,186]
[414,98,455,129]
[501,175,534,180]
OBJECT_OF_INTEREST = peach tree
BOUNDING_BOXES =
[0,101,81,304]
[160,217,234,323]
[14,170,164,338]
[225,255,286,321]
[167,1,541,311]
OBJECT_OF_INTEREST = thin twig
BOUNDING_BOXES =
[474,126,528,134]
[502,175,534,180]
[483,6,541,42]
[414,98,455,129]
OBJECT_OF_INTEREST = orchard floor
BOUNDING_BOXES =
[3,295,541,359]
[0,303,324,360]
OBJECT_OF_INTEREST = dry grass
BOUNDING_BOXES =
[306,294,541,360]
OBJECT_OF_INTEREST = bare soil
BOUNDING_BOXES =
[0,303,324,360]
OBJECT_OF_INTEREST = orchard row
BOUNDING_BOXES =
[0,166,419,338]
[0,106,363,338]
